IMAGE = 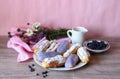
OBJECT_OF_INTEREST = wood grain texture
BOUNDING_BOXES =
[0,36,120,79]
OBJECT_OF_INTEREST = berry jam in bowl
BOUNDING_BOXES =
[83,39,110,53]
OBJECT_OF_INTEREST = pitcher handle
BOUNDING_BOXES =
[67,30,72,39]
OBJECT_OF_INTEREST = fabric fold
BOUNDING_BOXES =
[7,36,33,62]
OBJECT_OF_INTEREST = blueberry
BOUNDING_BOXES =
[32,64,35,67]
[102,44,107,49]
[92,40,98,44]
[43,75,46,78]
[43,74,47,78]
[87,40,107,50]
[28,65,32,68]
[87,42,95,49]
[36,73,39,76]
[30,68,35,72]
[87,43,92,47]
[42,70,48,74]
[44,71,48,74]
[42,72,46,74]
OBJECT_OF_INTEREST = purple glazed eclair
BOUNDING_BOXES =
[65,54,79,68]
[36,51,60,62]
[57,40,69,54]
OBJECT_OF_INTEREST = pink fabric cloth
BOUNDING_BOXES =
[7,36,33,62]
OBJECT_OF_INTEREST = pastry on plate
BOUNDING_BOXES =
[41,55,66,68]
[46,41,59,52]
[36,51,60,62]
[65,54,79,68]
[33,40,51,52]
[32,37,46,50]
[57,40,69,54]
[77,47,90,63]
[63,44,80,58]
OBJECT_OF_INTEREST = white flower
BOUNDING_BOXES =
[33,22,41,29]
[26,29,33,36]
[34,28,39,31]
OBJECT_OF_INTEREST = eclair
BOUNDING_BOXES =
[36,51,60,62]
[32,37,46,50]
[63,44,80,58]
[65,54,79,68]
[57,40,69,54]
[41,55,66,68]
[77,47,90,63]
[34,40,51,53]
[50,43,59,52]
[46,41,59,52]
[39,40,51,52]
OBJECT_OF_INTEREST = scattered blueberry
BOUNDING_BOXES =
[28,65,35,72]
[42,72,46,74]
[43,75,46,78]
[42,71,48,74]
[42,70,48,78]
[36,73,39,76]
[28,65,49,78]
[43,74,48,78]
[28,65,32,68]
[44,71,48,74]
[30,68,35,72]
[32,64,35,67]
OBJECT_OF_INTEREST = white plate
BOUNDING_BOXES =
[33,55,87,71]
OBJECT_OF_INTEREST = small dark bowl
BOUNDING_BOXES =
[83,39,110,53]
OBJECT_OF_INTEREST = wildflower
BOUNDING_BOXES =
[26,29,33,36]
[33,22,41,29]
[32,22,41,32]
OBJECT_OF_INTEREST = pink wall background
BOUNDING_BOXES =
[0,0,120,37]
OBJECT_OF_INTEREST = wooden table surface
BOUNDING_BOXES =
[0,36,120,79]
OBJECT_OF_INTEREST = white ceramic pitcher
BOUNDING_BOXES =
[67,26,88,45]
